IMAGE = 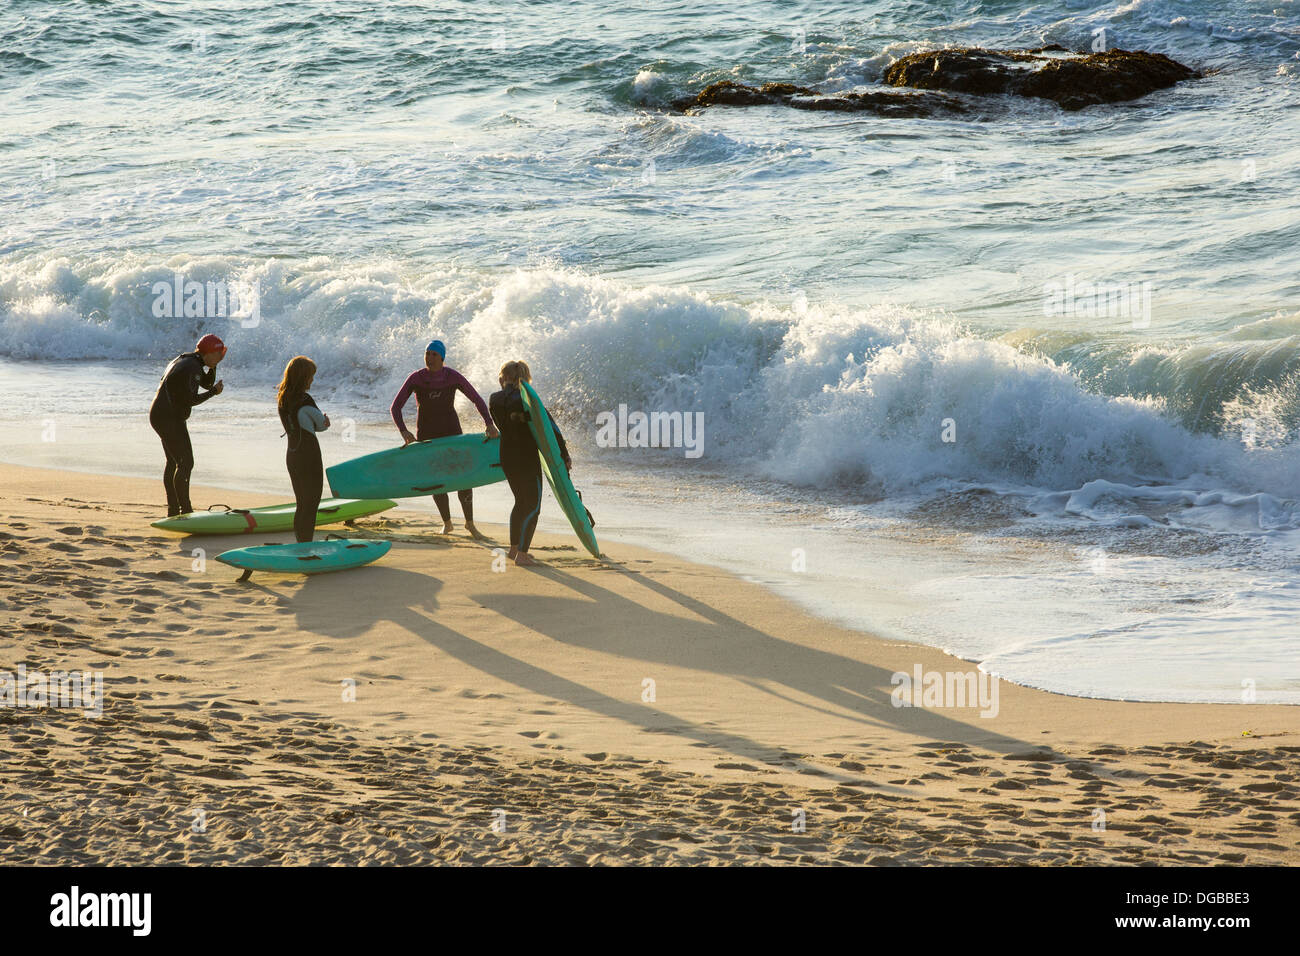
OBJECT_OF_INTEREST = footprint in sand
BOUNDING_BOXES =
[141,570,186,582]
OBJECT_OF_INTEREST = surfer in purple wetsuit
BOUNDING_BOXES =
[390,339,499,535]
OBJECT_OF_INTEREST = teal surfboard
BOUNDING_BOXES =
[520,382,600,558]
[215,538,392,579]
[151,498,397,535]
[327,434,504,500]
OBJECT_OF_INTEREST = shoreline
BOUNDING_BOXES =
[4,355,1298,708]
[1,462,1297,864]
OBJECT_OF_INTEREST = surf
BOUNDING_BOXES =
[4,255,1300,518]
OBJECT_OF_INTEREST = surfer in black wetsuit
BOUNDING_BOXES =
[488,360,570,567]
[149,334,226,516]
[276,355,330,543]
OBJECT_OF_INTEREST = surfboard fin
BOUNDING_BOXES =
[574,488,596,528]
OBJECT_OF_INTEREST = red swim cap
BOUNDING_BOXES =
[196,334,226,356]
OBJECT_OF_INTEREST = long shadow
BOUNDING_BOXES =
[283,567,896,775]
[471,562,1043,756]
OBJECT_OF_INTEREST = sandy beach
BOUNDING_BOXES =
[0,462,1295,865]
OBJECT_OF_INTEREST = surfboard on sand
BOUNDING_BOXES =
[326,434,505,500]
[215,538,392,580]
[520,381,600,559]
[151,498,397,535]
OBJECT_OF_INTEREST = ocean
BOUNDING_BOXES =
[2,0,1299,702]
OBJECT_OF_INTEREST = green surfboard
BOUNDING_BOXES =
[327,434,505,500]
[520,382,600,558]
[151,498,397,535]
[215,538,392,578]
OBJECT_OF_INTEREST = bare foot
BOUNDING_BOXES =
[464,521,481,537]
[514,551,538,566]
[440,520,454,534]
[507,547,518,560]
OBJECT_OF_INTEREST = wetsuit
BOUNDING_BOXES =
[390,366,492,524]
[280,392,327,543]
[489,384,571,552]
[148,351,217,516]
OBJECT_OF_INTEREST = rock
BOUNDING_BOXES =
[669,47,1199,117]
[670,80,966,117]
[883,47,1199,111]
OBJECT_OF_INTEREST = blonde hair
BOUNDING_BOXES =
[276,355,316,414]
[499,360,532,385]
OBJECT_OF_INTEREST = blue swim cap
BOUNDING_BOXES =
[426,339,446,358]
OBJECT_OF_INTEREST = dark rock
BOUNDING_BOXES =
[883,47,1199,111]
[670,80,966,118]
[668,47,1199,118]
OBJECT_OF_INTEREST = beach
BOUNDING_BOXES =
[5,0,1300,713]
[4,0,1300,879]
[2,462,1296,866]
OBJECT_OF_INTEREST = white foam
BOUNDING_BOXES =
[6,255,1300,517]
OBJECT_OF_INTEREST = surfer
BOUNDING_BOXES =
[489,360,571,566]
[277,355,330,543]
[148,333,227,517]
[390,339,499,535]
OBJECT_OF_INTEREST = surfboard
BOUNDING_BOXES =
[150,498,397,535]
[326,434,505,500]
[520,382,600,558]
[215,538,392,579]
